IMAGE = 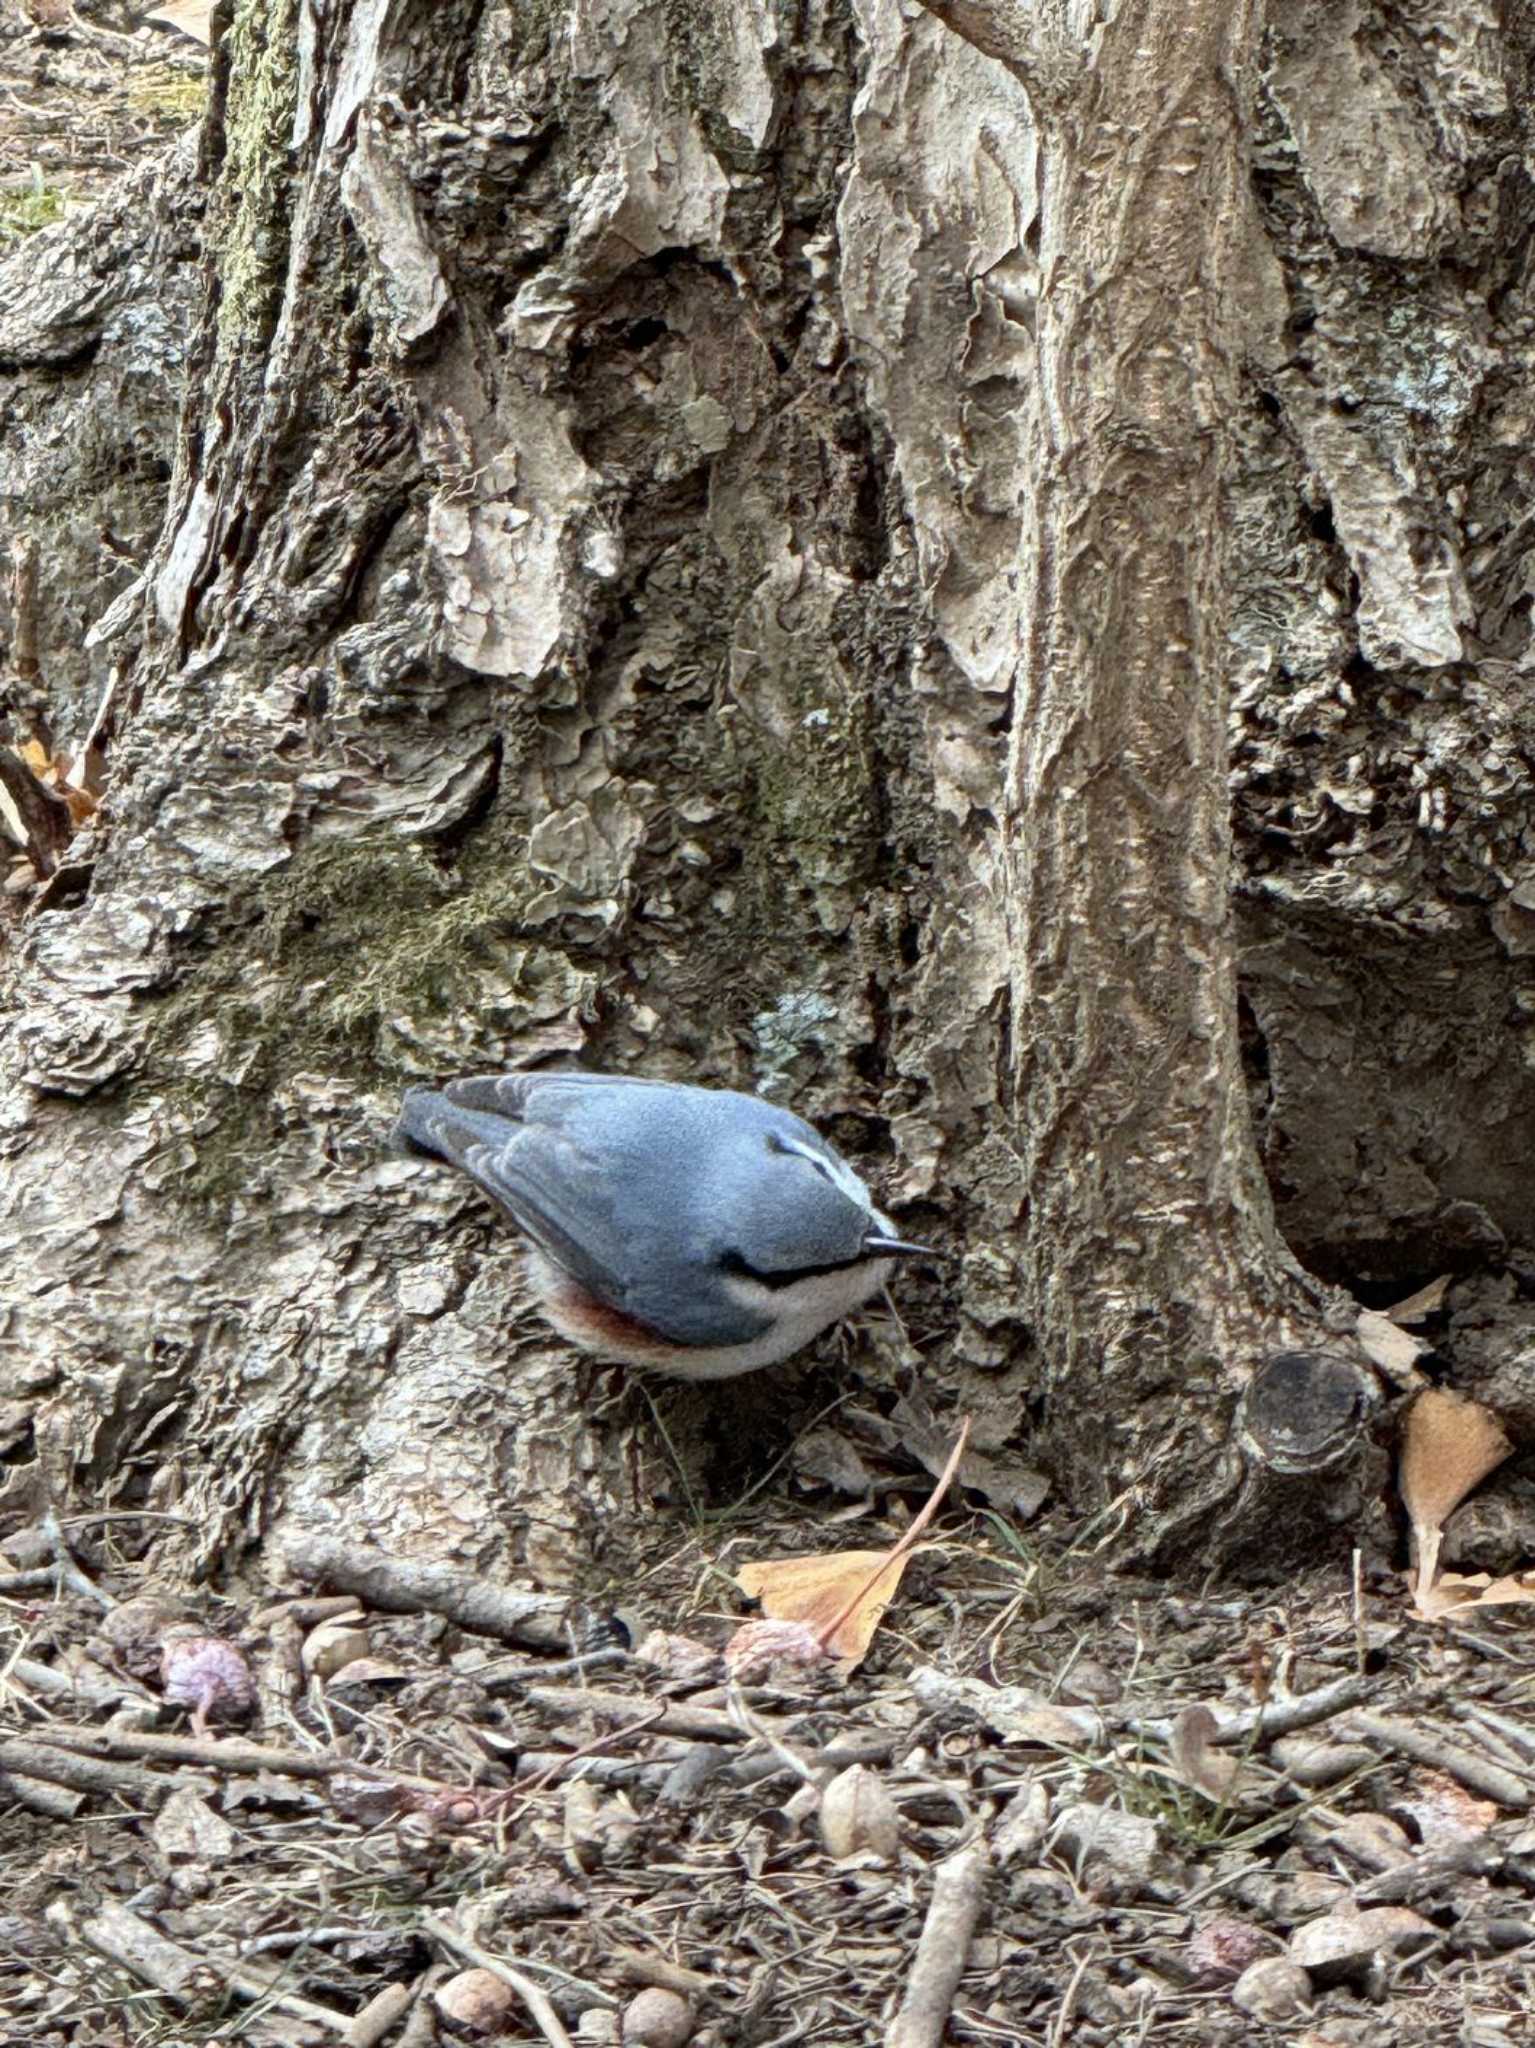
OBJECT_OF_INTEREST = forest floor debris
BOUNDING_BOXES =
[4,1500,1535,2047]
[0,0,205,227]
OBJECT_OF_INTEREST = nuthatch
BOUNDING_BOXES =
[392,1070,935,1380]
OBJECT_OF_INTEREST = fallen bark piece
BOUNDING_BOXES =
[1288,1906,1435,1982]
[885,1843,989,2048]
[1052,1803,1160,1898]
[281,1533,570,1648]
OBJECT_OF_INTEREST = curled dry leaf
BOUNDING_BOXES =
[722,1617,829,1682]
[819,1762,901,1863]
[1382,1274,1451,1325]
[159,1630,257,1734]
[731,1418,970,1672]
[1399,1388,1512,1605]
[1168,1705,1260,1808]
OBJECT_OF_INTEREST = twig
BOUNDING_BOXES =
[282,1533,569,1648]
[41,1508,116,1611]
[23,1723,451,1794]
[521,1685,749,1743]
[5,1654,149,1712]
[0,1736,188,1803]
[1354,1837,1503,1907]
[0,1568,65,1596]
[725,1729,898,1788]
[421,1914,575,2048]
[512,1749,676,1788]
[0,1772,82,1819]
[508,1708,668,1804]
[608,1946,715,1998]
[885,1842,989,2048]
[76,1899,348,2034]
[343,1981,416,2048]
[1047,1946,1093,2048]
[1343,1710,1533,1809]
[1126,1672,1374,1747]
[480,1646,632,1693]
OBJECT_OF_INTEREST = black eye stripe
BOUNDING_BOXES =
[718,1248,867,1289]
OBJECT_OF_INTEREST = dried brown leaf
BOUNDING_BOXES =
[1168,1704,1259,1807]
[1412,1568,1535,1620]
[1382,1274,1452,1325]
[819,1762,901,1863]
[1400,1388,1511,1600]
[731,1416,970,1671]
[733,1548,928,1667]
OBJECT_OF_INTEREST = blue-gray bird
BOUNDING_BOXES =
[392,1071,934,1379]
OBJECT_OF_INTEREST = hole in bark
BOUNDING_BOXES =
[1305,501,1337,545]
[624,317,667,350]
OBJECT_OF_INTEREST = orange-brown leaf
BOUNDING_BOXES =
[734,1546,931,1667]
[1412,1568,1535,1620]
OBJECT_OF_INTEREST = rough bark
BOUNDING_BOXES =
[0,0,1532,1585]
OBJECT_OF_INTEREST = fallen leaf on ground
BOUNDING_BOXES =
[1383,1274,1451,1324]
[1399,1388,1512,1610]
[1410,1569,1535,1619]
[733,1546,932,1667]
[1168,1704,1262,1808]
[729,1416,970,1670]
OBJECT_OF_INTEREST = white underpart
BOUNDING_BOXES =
[522,1221,896,1382]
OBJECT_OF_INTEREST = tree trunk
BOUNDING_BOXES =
[1,0,1529,1583]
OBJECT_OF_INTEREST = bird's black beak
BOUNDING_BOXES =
[863,1234,941,1261]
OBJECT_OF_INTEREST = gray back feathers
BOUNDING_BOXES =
[392,1071,882,1347]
